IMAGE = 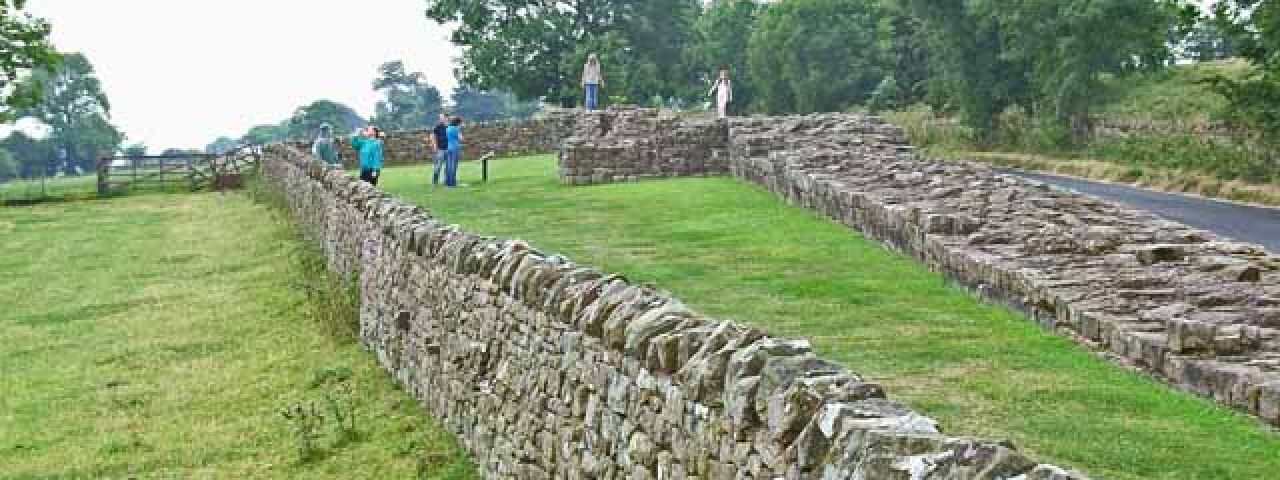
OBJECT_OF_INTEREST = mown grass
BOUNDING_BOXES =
[382,156,1280,480]
[0,193,478,479]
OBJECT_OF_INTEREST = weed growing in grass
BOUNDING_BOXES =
[281,367,364,462]
[287,242,361,341]
[280,402,325,461]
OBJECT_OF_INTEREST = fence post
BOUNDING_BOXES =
[96,157,108,195]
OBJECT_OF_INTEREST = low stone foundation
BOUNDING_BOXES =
[261,144,1088,479]
[558,108,730,185]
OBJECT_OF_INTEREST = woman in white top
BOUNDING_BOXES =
[709,68,733,119]
[582,53,604,111]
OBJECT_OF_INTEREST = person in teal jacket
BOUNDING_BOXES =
[352,126,385,185]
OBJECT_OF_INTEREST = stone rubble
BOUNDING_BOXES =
[261,144,1091,479]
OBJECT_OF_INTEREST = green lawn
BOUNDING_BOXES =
[0,193,477,479]
[382,155,1280,480]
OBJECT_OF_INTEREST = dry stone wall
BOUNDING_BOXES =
[314,112,576,168]
[261,144,1088,480]
[559,108,730,185]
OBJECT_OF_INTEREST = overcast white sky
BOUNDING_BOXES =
[25,0,461,150]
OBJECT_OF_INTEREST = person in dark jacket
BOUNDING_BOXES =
[430,113,450,186]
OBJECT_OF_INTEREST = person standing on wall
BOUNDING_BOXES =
[709,68,733,119]
[582,53,604,112]
[311,123,340,166]
[444,116,464,188]
[430,112,450,187]
[352,126,385,186]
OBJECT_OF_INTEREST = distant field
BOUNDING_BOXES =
[383,156,1280,480]
[0,175,97,203]
[0,193,477,479]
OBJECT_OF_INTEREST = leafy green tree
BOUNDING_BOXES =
[426,0,701,107]
[370,61,443,131]
[12,53,122,174]
[204,137,237,155]
[122,143,147,157]
[451,86,540,123]
[748,0,894,113]
[241,124,287,145]
[0,148,17,180]
[287,100,364,140]
[0,0,59,121]
[695,0,762,111]
[1211,0,1280,143]
[999,0,1181,135]
[1,130,49,177]
[904,0,1180,142]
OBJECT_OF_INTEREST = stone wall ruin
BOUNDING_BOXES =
[260,144,1088,479]
[557,110,1280,426]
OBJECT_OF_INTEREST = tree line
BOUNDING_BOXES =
[427,0,1278,147]
[207,61,542,154]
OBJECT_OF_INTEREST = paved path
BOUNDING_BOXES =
[1002,169,1280,253]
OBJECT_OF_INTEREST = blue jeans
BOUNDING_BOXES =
[445,146,461,187]
[585,83,599,111]
[432,149,448,185]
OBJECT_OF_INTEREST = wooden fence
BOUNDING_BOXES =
[96,145,262,195]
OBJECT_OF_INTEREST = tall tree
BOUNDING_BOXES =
[748,0,894,114]
[451,86,542,123]
[287,100,365,140]
[240,124,287,145]
[903,0,1180,141]
[1211,0,1280,143]
[370,61,443,131]
[0,148,16,180]
[204,137,237,155]
[695,0,762,111]
[426,0,701,107]
[122,143,147,157]
[13,53,122,174]
[1,130,49,177]
[0,0,58,121]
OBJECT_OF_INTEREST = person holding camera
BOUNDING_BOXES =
[352,126,385,186]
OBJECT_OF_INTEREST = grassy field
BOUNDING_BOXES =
[382,156,1280,480]
[0,193,477,479]
[0,175,98,204]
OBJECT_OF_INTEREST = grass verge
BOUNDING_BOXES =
[0,192,477,479]
[381,155,1279,480]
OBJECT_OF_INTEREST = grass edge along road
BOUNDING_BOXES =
[382,155,1280,480]
[0,192,478,479]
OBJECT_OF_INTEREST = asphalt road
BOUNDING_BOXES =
[1002,169,1280,253]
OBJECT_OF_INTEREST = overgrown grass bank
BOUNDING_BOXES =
[0,193,477,479]
[382,156,1279,480]
[885,59,1280,206]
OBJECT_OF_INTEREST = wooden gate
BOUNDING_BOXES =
[97,145,262,195]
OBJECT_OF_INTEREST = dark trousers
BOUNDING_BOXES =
[360,168,380,186]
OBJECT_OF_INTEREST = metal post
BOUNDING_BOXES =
[483,155,488,183]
